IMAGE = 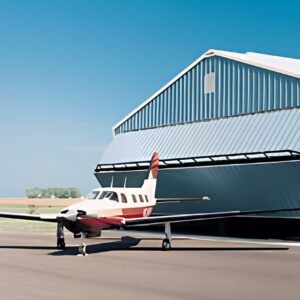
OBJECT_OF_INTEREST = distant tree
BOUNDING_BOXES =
[26,187,81,199]
[69,187,81,198]
[26,187,41,199]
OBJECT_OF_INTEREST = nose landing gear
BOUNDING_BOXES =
[56,223,65,249]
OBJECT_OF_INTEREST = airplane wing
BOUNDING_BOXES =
[0,212,58,222]
[122,207,300,227]
[156,196,211,203]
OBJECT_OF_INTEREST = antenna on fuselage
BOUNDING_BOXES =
[124,176,127,188]
[110,176,114,188]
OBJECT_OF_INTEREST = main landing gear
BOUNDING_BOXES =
[162,222,172,250]
[78,232,88,256]
[56,223,65,249]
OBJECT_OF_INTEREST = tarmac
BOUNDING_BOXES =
[0,231,299,300]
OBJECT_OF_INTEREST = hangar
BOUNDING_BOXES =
[95,49,300,237]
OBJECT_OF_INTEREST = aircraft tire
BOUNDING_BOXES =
[57,238,66,249]
[162,238,171,250]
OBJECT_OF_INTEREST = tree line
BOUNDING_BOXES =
[26,187,81,199]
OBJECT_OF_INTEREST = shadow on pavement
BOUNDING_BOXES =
[0,236,290,255]
[48,236,290,256]
[50,236,142,256]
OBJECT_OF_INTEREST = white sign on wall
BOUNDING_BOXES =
[204,72,215,94]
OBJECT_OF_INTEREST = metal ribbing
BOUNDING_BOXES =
[115,56,300,135]
[101,108,300,164]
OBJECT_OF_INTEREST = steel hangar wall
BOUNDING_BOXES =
[96,50,300,221]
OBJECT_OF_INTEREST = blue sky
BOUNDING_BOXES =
[0,0,299,197]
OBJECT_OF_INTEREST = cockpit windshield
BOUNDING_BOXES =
[86,191,100,200]
[99,191,109,199]
[99,191,119,202]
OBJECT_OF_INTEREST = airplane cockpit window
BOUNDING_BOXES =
[99,191,119,202]
[139,195,144,202]
[132,194,137,203]
[99,191,109,199]
[105,192,113,199]
[86,191,100,200]
[109,192,119,202]
[121,193,127,203]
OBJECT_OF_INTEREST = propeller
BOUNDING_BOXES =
[57,210,97,222]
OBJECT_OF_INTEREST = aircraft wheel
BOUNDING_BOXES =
[162,238,171,251]
[57,238,66,249]
[78,244,87,256]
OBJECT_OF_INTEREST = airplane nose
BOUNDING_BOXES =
[77,210,87,216]
[58,209,87,222]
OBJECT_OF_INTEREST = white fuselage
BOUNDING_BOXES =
[59,178,157,233]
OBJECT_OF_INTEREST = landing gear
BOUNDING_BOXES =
[162,238,171,250]
[56,223,65,249]
[78,232,88,256]
[162,222,172,251]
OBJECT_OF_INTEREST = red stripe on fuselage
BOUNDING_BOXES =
[77,206,154,231]
[120,206,153,218]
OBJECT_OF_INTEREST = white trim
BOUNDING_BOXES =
[95,157,299,174]
[112,49,300,133]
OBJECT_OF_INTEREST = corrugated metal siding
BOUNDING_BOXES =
[101,108,300,164]
[114,56,300,135]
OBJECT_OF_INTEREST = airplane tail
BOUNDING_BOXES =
[142,152,159,200]
[148,152,159,179]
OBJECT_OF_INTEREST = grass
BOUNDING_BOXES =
[0,204,64,231]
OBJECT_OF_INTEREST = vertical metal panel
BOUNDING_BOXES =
[204,59,209,119]
[227,59,231,116]
[215,58,220,118]
[297,80,300,106]
[115,56,300,135]
[207,59,212,119]
[195,64,199,121]
[231,61,236,115]
[174,80,178,123]
[200,61,204,119]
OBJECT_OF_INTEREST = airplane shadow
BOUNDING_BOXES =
[0,237,290,256]
[50,236,141,256]
[48,236,290,256]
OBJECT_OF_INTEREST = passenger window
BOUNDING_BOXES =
[144,195,149,202]
[121,193,128,203]
[132,194,137,203]
[109,192,119,202]
[139,195,144,202]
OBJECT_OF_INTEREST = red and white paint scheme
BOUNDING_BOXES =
[0,151,299,256]
[61,152,160,233]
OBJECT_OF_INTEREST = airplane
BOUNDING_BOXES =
[0,152,299,256]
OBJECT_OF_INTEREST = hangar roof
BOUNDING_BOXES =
[102,108,300,164]
[208,50,300,78]
[113,49,300,133]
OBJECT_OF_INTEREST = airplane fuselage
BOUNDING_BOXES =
[59,186,156,236]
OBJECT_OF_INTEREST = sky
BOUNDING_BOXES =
[0,0,299,197]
